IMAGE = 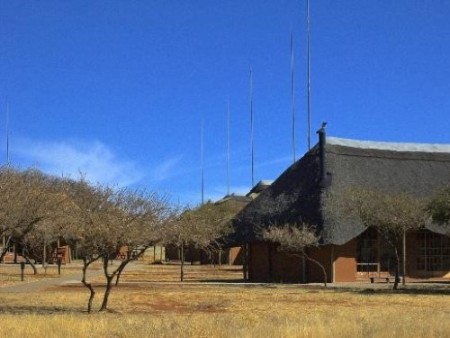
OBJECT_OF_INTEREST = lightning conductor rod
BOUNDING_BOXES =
[249,67,255,188]
[5,99,10,165]
[201,119,205,205]
[290,30,296,163]
[306,0,312,150]
[226,100,231,196]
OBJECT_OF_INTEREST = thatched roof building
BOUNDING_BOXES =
[231,130,450,245]
[229,129,450,282]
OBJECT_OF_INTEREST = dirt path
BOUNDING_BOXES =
[0,271,84,293]
[0,261,142,293]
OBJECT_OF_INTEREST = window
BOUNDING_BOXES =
[416,231,450,272]
[356,228,378,272]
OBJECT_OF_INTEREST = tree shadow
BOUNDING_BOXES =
[198,278,245,283]
[357,286,450,296]
[0,305,85,315]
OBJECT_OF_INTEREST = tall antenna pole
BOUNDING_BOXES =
[226,100,231,196]
[5,99,10,165]
[306,0,312,150]
[290,31,296,163]
[200,119,205,205]
[249,67,255,188]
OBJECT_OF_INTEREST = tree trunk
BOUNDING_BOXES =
[180,243,185,282]
[24,255,38,275]
[303,252,327,287]
[115,263,126,286]
[42,238,46,268]
[14,243,17,263]
[81,257,97,314]
[208,251,213,267]
[99,256,114,312]
[113,249,148,295]
[85,283,96,313]
[99,275,114,312]
[393,247,400,290]
[0,246,9,263]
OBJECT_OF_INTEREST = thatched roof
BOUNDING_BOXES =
[230,135,450,246]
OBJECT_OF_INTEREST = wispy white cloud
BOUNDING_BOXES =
[13,138,143,187]
[148,155,184,183]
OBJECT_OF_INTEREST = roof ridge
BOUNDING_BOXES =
[327,136,450,154]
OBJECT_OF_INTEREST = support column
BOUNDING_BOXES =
[402,229,406,285]
[242,244,248,281]
[331,245,336,283]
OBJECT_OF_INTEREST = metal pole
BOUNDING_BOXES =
[5,99,10,165]
[226,100,231,195]
[249,67,255,187]
[402,229,406,285]
[306,0,312,150]
[290,31,296,163]
[20,262,25,281]
[201,120,205,205]
[57,257,62,275]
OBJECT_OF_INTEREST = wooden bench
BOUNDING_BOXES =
[370,276,402,283]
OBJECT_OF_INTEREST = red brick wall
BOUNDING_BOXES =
[248,241,358,283]
[249,242,324,283]
[333,240,357,282]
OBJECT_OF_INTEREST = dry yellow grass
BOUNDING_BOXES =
[0,262,449,337]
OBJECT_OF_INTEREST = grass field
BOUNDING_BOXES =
[1,262,449,337]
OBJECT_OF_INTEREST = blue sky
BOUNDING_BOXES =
[1,1,449,206]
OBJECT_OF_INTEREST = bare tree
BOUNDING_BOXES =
[98,189,173,311]
[162,209,201,282]
[0,168,67,268]
[334,188,426,290]
[64,179,171,313]
[188,201,237,265]
[262,224,327,287]
[163,201,234,281]
[60,179,110,313]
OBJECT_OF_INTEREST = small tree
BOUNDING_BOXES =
[64,179,171,313]
[0,168,68,269]
[427,188,450,227]
[163,201,234,281]
[262,224,327,287]
[187,201,236,265]
[336,188,426,290]
[99,189,173,313]
[162,209,205,282]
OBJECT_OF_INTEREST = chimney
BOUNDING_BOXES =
[316,122,327,184]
